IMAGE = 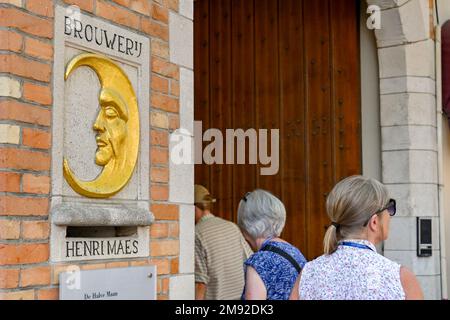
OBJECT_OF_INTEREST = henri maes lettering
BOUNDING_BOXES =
[66,239,139,258]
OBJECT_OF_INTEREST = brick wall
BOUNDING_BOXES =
[0,0,184,300]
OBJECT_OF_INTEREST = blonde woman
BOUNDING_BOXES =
[291,175,423,300]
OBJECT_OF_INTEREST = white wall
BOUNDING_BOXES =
[360,3,382,182]
[361,2,383,254]
[436,0,450,299]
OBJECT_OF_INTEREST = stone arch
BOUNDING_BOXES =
[367,0,431,47]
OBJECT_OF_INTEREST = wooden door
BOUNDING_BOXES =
[194,0,361,260]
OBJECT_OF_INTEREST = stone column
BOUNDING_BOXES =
[168,0,195,300]
[367,0,442,299]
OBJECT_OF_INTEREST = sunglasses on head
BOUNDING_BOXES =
[363,198,396,226]
[242,192,252,202]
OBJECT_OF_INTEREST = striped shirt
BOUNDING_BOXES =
[195,213,253,300]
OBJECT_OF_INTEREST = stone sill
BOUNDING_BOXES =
[52,203,154,227]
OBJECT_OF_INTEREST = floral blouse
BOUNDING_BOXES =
[299,239,405,300]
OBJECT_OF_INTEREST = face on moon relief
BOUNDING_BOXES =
[63,53,140,199]
[94,88,128,167]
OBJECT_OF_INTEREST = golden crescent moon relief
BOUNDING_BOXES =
[63,53,140,198]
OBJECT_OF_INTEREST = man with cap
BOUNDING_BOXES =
[194,184,253,300]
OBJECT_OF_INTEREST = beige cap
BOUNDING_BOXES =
[194,184,216,204]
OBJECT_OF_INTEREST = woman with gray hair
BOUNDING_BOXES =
[238,189,307,300]
[291,175,423,300]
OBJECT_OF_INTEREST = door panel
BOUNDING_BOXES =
[231,0,256,222]
[194,0,361,260]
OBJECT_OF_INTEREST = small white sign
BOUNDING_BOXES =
[59,266,157,300]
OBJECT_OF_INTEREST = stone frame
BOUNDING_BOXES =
[50,5,152,262]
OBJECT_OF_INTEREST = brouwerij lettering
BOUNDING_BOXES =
[64,16,143,58]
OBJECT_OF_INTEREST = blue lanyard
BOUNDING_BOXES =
[340,241,374,252]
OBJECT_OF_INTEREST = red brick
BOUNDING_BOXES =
[161,277,169,293]
[151,56,179,79]
[51,264,72,285]
[22,220,50,239]
[164,0,178,12]
[0,54,51,82]
[22,128,51,150]
[151,92,179,113]
[0,7,53,39]
[0,269,20,289]
[130,0,151,15]
[22,174,50,194]
[0,220,20,240]
[129,260,150,267]
[151,129,169,147]
[96,0,140,30]
[151,184,169,201]
[151,167,169,183]
[0,100,51,127]
[128,258,169,274]
[170,258,179,274]
[168,222,179,238]
[151,203,179,220]
[106,261,129,269]
[151,147,169,166]
[37,288,58,300]
[151,4,168,24]
[64,0,94,12]
[112,0,130,6]
[24,37,53,62]
[0,172,20,192]
[0,30,23,53]
[150,222,169,239]
[0,243,49,265]
[21,266,51,287]
[149,258,170,274]
[26,0,54,18]
[157,277,162,292]
[0,148,50,171]
[0,289,35,300]
[141,18,168,41]
[169,114,180,131]
[81,263,106,270]
[152,74,169,94]
[151,39,169,59]
[170,80,180,97]
[150,240,179,256]
[0,196,49,216]
[22,82,52,105]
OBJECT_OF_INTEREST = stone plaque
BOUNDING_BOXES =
[59,266,156,300]
[50,6,153,262]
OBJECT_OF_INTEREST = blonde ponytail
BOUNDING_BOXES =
[323,224,338,254]
[323,175,390,255]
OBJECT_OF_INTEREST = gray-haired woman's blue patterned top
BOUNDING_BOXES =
[242,240,307,300]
